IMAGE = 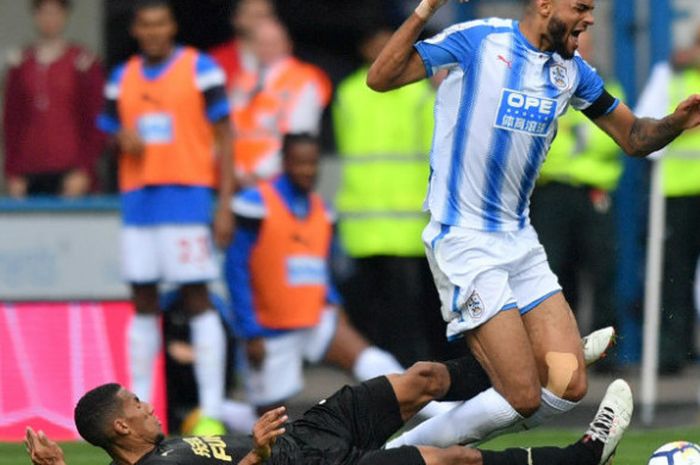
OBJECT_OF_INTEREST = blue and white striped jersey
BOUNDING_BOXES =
[416,18,618,231]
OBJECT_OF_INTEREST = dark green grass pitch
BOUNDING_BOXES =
[482,427,700,465]
[1,427,699,465]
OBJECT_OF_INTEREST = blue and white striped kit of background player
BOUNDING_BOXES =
[416,18,619,232]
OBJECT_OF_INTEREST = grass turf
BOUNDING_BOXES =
[1,427,698,465]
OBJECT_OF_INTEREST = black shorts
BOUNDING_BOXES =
[278,376,424,465]
[26,171,70,195]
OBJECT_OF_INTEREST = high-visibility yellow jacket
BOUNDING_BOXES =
[333,67,434,257]
[662,69,700,197]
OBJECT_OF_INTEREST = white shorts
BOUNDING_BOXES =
[121,225,219,284]
[423,219,561,339]
[242,307,338,406]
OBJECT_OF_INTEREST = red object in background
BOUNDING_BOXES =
[208,39,243,89]
[0,302,167,441]
[2,45,105,184]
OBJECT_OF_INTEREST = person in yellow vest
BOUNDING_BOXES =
[529,32,623,371]
[97,0,235,434]
[636,27,700,373]
[333,27,449,366]
[229,19,331,187]
[224,133,453,418]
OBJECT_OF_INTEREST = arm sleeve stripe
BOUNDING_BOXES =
[583,89,618,120]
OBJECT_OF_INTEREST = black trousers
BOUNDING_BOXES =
[660,196,700,371]
[340,256,466,367]
[530,182,618,334]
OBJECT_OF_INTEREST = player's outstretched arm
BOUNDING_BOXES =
[594,95,700,157]
[366,0,452,92]
[24,427,68,465]
[238,407,288,465]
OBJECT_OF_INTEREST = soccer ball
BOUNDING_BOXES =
[648,442,700,465]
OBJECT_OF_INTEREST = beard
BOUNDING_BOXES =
[548,15,575,59]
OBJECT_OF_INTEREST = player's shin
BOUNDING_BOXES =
[386,388,522,449]
[352,346,404,381]
[439,355,491,401]
[191,310,226,419]
[475,387,579,445]
[128,314,161,402]
[221,399,258,433]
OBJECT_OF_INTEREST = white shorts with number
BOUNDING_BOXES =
[121,225,219,284]
[423,219,561,340]
[242,307,338,406]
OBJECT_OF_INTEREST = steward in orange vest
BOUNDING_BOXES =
[227,19,331,185]
[226,134,336,338]
[224,134,409,414]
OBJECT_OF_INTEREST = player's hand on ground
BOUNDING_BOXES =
[246,338,266,369]
[24,427,67,465]
[672,94,700,130]
[213,205,235,248]
[116,129,145,156]
[252,406,288,461]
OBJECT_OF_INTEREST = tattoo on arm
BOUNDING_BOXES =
[628,116,683,157]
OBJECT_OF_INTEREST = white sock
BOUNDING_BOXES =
[521,387,578,429]
[477,387,579,444]
[352,346,459,419]
[128,314,161,403]
[416,398,460,419]
[221,399,258,433]
[352,346,404,381]
[191,310,226,419]
[386,388,522,449]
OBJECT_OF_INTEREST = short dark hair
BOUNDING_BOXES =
[282,133,319,156]
[31,0,71,10]
[74,383,123,450]
[133,0,173,15]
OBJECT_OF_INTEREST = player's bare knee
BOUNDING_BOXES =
[406,362,450,399]
[544,351,586,401]
[421,362,451,398]
[562,368,588,402]
[180,283,211,314]
[505,383,541,417]
[131,285,159,314]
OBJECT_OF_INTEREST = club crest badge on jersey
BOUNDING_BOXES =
[464,291,484,320]
[494,89,558,137]
[549,64,569,90]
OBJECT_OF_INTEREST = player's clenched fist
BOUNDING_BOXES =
[415,0,469,20]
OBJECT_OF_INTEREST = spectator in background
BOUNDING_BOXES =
[209,0,276,87]
[228,18,331,186]
[224,133,453,419]
[529,32,624,370]
[636,25,700,374]
[333,27,444,366]
[2,0,104,197]
[97,0,234,434]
